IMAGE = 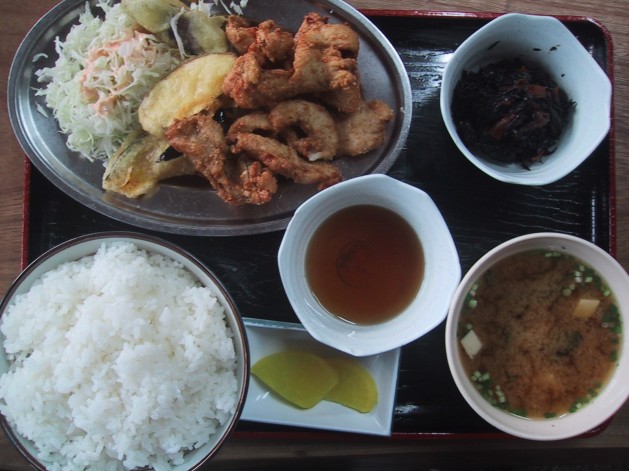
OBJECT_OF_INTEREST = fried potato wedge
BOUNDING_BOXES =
[103,129,196,198]
[139,53,236,137]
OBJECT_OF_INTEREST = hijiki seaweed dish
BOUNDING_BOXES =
[451,58,575,168]
[34,0,394,205]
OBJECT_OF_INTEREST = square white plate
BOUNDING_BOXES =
[241,318,401,436]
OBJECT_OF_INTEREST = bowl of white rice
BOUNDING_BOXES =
[0,232,249,471]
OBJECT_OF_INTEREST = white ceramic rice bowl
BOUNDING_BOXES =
[0,232,249,470]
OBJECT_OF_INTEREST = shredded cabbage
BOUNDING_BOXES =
[35,1,181,162]
[35,0,250,163]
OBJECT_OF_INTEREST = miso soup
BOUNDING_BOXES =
[458,250,622,419]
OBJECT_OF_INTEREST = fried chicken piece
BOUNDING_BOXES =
[227,111,273,140]
[268,99,338,161]
[255,19,295,65]
[222,50,298,109]
[319,84,363,114]
[223,13,362,112]
[225,15,257,55]
[232,155,278,203]
[165,114,277,205]
[291,13,361,113]
[225,16,294,65]
[335,100,394,157]
[222,16,297,109]
[230,132,342,190]
[227,99,339,163]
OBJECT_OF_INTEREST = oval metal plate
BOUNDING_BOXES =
[8,0,412,236]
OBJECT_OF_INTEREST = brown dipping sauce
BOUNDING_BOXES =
[306,205,424,325]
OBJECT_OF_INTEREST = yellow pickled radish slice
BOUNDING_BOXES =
[324,357,378,413]
[251,351,340,409]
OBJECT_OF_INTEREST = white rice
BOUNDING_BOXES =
[0,241,238,471]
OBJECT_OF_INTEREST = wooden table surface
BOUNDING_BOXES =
[1,0,628,469]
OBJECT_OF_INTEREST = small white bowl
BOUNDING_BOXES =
[0,232,249,470]
[278,174,461,357]
[440,13,612,185]
[445,233,629,440]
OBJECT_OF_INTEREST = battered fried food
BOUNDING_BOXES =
[222,50,298,109]
[139,52,236,137]
[103,129,196,198]
[226,16,294,65]
[226,111,273,139]
[222,12,362,113]
[254,19,295,65]
[225,15,257,55]
[268,99,338,161]
[292,13,361,113]
[168,12,393,206]
[335,100,394,157]
[165,114,277,205]
[292,12,359,89]
[222,16,298,109]
[229,132,342,190]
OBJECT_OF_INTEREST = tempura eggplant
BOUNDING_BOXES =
[122,0,229,56]
[103,130,196,198]
[177,11,228,55]
[121,0,186,34]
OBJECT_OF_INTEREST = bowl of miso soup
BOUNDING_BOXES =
[445,232,629,440]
